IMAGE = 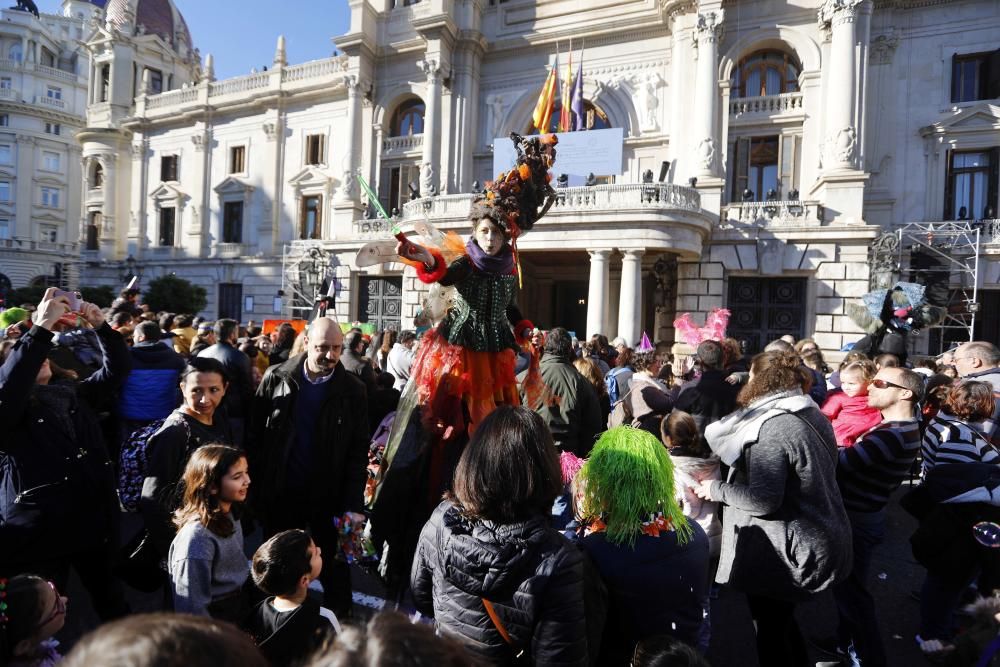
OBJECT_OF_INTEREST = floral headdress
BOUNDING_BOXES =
[477,132,558,240]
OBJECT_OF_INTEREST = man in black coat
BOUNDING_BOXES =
[198,317,253,446]
[0,288,130,620]
[341,330,377,398]
[248,316,369,618]
[673,340,740,437]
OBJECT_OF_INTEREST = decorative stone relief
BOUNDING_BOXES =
[640,72,664,132]
[341,169,356,199]
[818,0,863,27]
[420,162,435,196]
[488,95,506,140]
[697,137,715,172]
[191,133,208,152]
[695,10,724,43]
[419,58,442,84]
[869,32,900,65]
[262,122,279,141]
[828,126,857,165]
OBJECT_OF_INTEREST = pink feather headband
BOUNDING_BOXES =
[673,308,731,348]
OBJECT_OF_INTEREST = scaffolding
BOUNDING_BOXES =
[280,241,334,319]
[894,221,981,356]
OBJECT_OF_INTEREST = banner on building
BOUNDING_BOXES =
[492,127,623,184]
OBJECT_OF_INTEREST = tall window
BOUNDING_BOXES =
[0,218,10,239]
[0,115,9,127]
[300,195,322,239]
[41,187,60,207]
[731,136,780,201]
[380,164,420,214]
[43,151,60,171]
[223,201,244,243]
[390,100,425,137]
[0,144,11,164]
[86,212,100,250]
[100,64,110,102]
[0,78,11,89]
[8,44,21,62]
[159,207,176,246]
[731,50,800,98]
[945,149,999,220]
[147,68,163,94]
[305,135,325,165]
[161,155,178,181]
[0,180,11,201]
[951,51,1000,103]
[46,86,62,100]
[39,225,57,243]
[91,162,103,188]
[229,145,246,173]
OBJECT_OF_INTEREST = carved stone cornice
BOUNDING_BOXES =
[419,58,443,84]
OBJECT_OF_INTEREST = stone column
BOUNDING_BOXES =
[586,249,612,339]
[419,58,442,195]
[98,153,117,256]
[617,249,644,346]
[819,0,863,172]
[693,10,724,178]
[338,75,361,203]
[14,136,33,240]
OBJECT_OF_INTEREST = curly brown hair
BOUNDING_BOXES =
[738,351,812,406]
[943,380,995,423]
[573,357,608,398]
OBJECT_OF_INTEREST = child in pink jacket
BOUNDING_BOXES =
[821,360,883,447]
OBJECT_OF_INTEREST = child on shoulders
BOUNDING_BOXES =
[820,360,883,447]
[242,530,339,667]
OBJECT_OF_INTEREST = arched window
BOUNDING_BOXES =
[90,162,103,188]
[390,99,425,137]
[530,100,611,134]
[731,50,800,98]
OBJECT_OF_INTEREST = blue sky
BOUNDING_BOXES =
[42,1,352,81]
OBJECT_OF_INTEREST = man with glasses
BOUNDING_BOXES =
[950,341,1000,449]
[827,366,924,667]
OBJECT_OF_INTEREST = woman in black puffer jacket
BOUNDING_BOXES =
[411,406,589,666]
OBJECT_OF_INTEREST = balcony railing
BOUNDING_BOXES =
[0,87,19,101]
[0,237,77,253]
[352,217,395,240]
[145,86,198,109]
[209,72,270,97]
[730,92,804,117]
[36,94,65,109]
[32,63,77,82]
[283,59,344,82]
[381,134,423,155]
[723,199,821,226]
[216,242,246,258]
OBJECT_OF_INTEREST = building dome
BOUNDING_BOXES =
[104,0,193,56]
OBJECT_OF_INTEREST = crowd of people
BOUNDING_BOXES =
[1,284,1000,666]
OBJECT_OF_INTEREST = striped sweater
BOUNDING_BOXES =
[837,420,921,513]
[921,413,998,477]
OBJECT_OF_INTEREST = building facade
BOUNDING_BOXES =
[0,0,98,298]
[76,0,1000,355]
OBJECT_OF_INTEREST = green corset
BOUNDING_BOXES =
[440,269,518,353]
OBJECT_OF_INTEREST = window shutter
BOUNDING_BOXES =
[987,147,999,219]
[779,134,795,197]
[733,137,750,201]
[944,149,954,220]
[987,49,1000,102]
[950,53,960,103]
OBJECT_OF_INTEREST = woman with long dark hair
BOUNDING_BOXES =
[411,406,588,665]
[694,350,851,666]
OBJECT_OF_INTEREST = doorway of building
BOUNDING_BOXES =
[727,277,807,354]
[552,280,588,339]
[359,275,402,332]
[218,283,243,321]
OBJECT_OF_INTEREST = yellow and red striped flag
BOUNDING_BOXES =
[532,59,557,133]
[558,49,573,132]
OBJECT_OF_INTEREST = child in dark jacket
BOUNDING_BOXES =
[242,530,339,666]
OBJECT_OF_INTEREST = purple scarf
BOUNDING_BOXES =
[466,238,514,275]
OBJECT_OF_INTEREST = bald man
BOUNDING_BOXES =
[248,317,369,618]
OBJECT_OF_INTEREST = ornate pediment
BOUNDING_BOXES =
[288,165,333,192]
[213,176,254,197]
[920,103,1000,136]
[149,181,188,205]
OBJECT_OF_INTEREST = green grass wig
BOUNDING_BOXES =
[578,426,692,548]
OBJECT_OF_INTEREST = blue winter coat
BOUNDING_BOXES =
[119,341,184,421]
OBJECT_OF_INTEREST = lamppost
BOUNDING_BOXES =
[117,254,142,287]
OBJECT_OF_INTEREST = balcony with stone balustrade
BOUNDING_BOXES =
[381,134,423,156]
[728,92,805,124]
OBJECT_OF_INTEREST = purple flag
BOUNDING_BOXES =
[570,60,584,130]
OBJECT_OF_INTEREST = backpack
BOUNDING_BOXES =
[605,367,628,404]
[118,414,191,512]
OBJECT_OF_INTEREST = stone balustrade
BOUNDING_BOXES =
[0,238,77,253]
[729,91,804,117]
[722,199,820,226]
[36,94,65,110]
[381,134,423,155]
[136,56,349,118]
[32,63,77,82]
[0,87,18,101]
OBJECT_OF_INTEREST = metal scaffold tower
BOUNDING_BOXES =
[895,221,980,355]
[280,242,334,319]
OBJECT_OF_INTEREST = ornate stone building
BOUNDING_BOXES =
[76,0,1000,355]
[0,0,97,296]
